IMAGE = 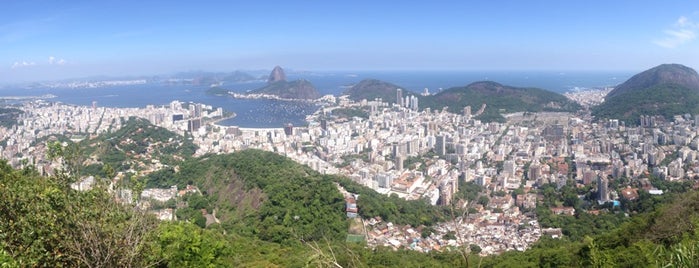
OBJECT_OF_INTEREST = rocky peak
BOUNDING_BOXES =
[268,66,287,83]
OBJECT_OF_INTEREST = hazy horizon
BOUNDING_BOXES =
[2,1,698,84]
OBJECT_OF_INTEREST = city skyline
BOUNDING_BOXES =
[2,1,699,83]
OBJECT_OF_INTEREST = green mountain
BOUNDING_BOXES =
[423,81,581,122]
[148,150,349,242]
[343,78,408,103]
[593,64,699,124]
[606,64,699,99]
[344,79,580,122]
[80,117,197,174]
[251,66,321,100]
[205,87,229,96]
[146,149,444,236]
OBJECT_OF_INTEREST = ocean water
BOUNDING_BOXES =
[295,70,631,95]
[0,71,631,128]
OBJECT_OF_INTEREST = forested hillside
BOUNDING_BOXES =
[3,148,699,267]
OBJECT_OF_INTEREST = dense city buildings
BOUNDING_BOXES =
[2,87,696,255]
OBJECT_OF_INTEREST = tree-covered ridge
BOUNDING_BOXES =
[422,81,581,122]
[343,79,580,122]
[147,150,349,242]
[343,79,409,103]
[144,149,453,242]
[205,86,230,96]
[605,63,699,99]
[334,176,447,227]
[80,117,197,173]
[593,64,699,124]
[594,84,699,124]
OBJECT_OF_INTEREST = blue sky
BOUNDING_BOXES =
[1,1,698,83]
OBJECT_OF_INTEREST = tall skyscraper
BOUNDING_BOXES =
[503,160,516,176]
[395,155,404,171]
[435,135,446,155]
[528,164,541,182]
[396,88,403,106]
[438,183,452,206]
[409,95,419,111]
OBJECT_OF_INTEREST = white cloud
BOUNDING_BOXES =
[655,16,699,48]
[11,61,35,69]
[9,56,66,70]
[48,56,66,65]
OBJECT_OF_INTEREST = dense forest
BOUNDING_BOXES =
[593,84,699,124]
[593,64,699,125]
[4,148,699,266]
[421,81,581,122]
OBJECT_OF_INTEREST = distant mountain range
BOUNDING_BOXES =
[593,64,699,124]
[167,70,262,86]
[344,79,580,122]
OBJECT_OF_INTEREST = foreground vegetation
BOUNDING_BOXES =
[4,150,699,267]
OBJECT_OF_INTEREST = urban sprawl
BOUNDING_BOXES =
[1,88,692,255]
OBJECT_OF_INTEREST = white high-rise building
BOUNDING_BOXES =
[409,95,419,111]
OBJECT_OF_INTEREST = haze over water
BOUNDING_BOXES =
[0,71,630,128]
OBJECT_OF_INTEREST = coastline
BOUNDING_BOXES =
[208,112,237,126]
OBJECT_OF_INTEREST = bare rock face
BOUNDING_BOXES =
[268,66,287,83]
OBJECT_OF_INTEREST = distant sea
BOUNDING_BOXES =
[0,71,631,128]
